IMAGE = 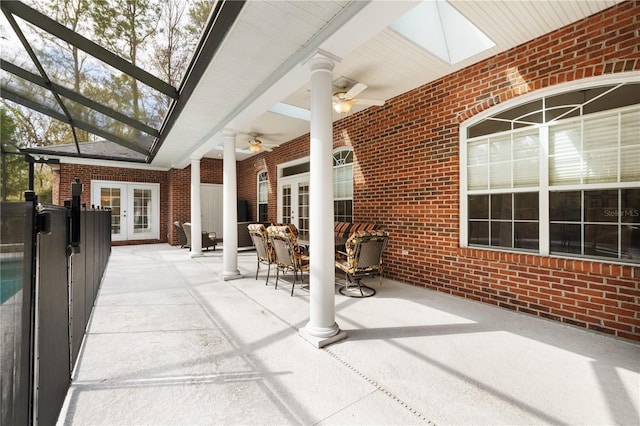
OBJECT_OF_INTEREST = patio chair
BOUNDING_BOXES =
[267,225,310,296]
[182,222,218,251]
[247,223,275,284]
[335,230,389,298]
[174,221,188,248]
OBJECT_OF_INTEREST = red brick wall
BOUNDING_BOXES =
[56,159,224,246]
[237,1,640,340]
[57,163,170,245]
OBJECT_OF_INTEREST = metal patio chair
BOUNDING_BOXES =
[267,225,310,296]
[335,230,389,298]
[182,222,218,251]
[247,223,275,284]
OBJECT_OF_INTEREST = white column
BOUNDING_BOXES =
[190,155,203,257]
[299,53,346,348]
[222,130,242,280]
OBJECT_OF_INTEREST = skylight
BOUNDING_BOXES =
[269,103,311,122]
[389,0,495,65]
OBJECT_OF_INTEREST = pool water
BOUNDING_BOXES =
[1,258,24,304]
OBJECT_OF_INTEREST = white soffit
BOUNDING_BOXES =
[389,0,496,65]
[155,1,350,168]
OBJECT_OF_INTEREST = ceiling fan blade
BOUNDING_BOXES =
[355,98,385,106]
[345,82,367,99]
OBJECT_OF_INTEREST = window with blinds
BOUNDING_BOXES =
[333,148,354,222]
[257,171,268,222]
[463,81,640,263]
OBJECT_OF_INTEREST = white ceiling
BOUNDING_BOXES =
[154,0,622,169]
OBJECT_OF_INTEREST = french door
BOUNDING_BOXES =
[91,181,159,241]
[279,174,310,240]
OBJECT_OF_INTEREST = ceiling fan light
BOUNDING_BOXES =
[249,139,262,153]
[333,99,354,115]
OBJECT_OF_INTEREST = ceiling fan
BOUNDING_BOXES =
[332,78,385,115]
[239,133,279,153]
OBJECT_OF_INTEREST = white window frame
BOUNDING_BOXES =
[257,170,268,222]
[460,73,640,263]
[333,147,354,222]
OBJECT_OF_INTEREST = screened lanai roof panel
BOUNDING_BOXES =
[11,13,173,130]
[1,68,63,115]
[59,95,155,148]
[21,0,176,84]
[1,0,224,163]
[0,12,40,75]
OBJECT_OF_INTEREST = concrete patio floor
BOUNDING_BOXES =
[57,243,639,425]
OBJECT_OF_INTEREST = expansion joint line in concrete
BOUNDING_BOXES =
[323,348,436,425]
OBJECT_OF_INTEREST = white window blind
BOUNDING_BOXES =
[467,130,539,190]
[621,109,640,182]
[549,122,582,185]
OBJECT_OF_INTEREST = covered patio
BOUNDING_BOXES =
[58,244,639,425]
[2,1,639,423]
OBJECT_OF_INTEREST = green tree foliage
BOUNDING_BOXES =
[1,0,214,202]
[186,1,215,38]
[90,0,161,123]
[1,108,28,201]
[0,107,53,202]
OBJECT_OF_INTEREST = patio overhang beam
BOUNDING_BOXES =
[0,1,178,99]
[1,60,160,139]
[148,0,247,162]
[1,87,150,157]
[20,147,145,165]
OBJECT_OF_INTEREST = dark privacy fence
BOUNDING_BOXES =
[1,191,111,426]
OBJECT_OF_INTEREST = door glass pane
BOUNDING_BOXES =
[100,187,121,234]
[282,185,291,224]
[298,183,309,240]
[133,189,152,233]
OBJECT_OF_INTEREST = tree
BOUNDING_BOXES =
[1,108,28,201]
[90,0,161,123]
[149,0,212,117]
[186,1,214,40]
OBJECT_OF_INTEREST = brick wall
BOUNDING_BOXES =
[56,159,223,246]
[236,1,640,340]
[57,163,170,245]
